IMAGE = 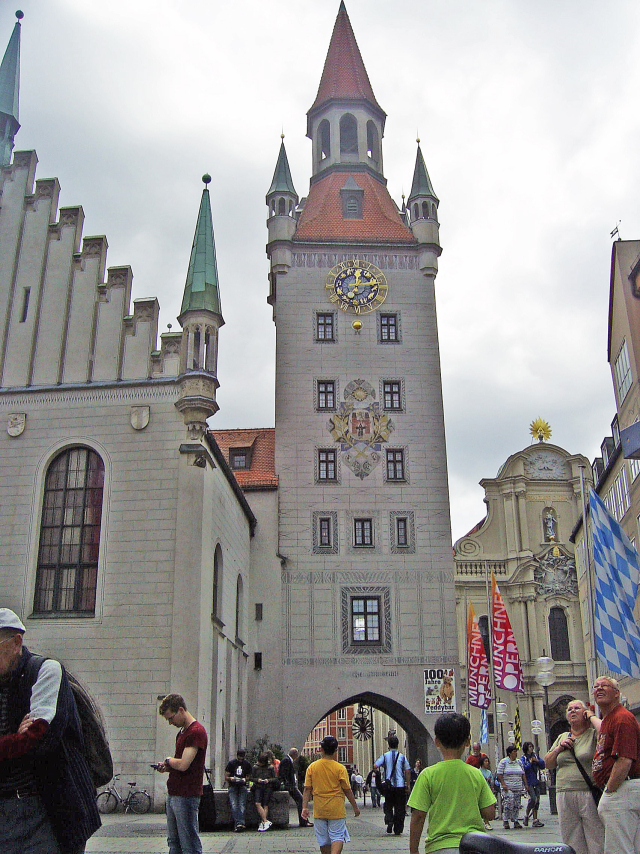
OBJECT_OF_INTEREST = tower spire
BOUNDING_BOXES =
[408,142,438,203]
[0,11,23,167]
[307,2,385,129]
[180,174,223,319]
[267,137,297,198]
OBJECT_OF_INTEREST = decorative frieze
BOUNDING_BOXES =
[0,380,178,409]
[293,252,418,270]
[282,570,448,584]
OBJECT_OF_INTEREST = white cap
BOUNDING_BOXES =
[0,609,26,633]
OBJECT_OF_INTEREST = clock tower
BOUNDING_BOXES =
[266,2,457,759]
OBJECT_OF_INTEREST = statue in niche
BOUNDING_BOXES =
[533,552,578,598]
[543,508,558,542]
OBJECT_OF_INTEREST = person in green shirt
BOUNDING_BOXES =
[408,713,496,854]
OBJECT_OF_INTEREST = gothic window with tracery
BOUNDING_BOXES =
[34,447,104,614]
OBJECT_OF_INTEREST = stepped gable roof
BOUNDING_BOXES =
[308,2,384,121]
[295,171,416,244]
[210,428,278,490]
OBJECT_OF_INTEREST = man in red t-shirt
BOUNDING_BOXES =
[157,693,208,854]
[591,676,640,854]
[466,742,489,769]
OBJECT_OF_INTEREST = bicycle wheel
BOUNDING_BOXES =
[96,791,118,814]
[129,790,152,814]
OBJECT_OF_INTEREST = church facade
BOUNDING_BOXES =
[0,4,457,802]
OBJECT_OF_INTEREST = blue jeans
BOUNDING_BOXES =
[166,795,202,854]
[228,786,248,827]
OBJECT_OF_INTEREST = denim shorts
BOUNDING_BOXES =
[314,818,351,847]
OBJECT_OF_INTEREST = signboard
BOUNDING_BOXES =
[424,667,456,714]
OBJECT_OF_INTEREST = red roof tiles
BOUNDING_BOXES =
[210,428,278,490]
[295,172,416,244]
[308,2,384,118]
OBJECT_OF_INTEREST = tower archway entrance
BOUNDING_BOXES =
[301,691,437,769]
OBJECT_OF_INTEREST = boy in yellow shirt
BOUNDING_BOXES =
[409,713,496,854]
[302,735,360,854]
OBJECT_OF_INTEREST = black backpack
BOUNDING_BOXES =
[22,654,114,788]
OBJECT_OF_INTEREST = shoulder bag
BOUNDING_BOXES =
[569,747,602,805]
[379,750,400,795]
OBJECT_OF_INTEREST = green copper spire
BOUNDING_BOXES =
[408,142,438,202]
[180,175,223,318]
[267,138,297,197]
[0,12,22,167]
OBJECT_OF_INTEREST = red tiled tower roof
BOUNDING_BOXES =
[295,171,416,244]
[210,428,278,490]
[308,2,384,121]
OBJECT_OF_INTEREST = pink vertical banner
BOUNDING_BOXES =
[467,602,492,708]
[491,572,524,693]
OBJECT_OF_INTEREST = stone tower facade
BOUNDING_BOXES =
[267,2,458,760]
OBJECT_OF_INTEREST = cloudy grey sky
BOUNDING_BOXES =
[7,1,640,540]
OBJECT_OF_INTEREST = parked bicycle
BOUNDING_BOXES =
[460,831,575,853]
[96,773,152,814]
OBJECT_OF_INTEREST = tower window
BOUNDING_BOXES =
[386,449,405,481]
[255,603,263,621]
[254,652,263,670]
[413,203,419,221]
[353,518,373,547]
[351,597,380,643]
[383,381,403,411]
[614,339,632,403]
[316,313,335,341]
[278,198,286,215]
[396,517,408,547]
[422,201,429,218]
[319,517,332,547]
[317,380,336,410]
[340,114,358,155]
[319,119,331,160]
[379,314,398,343]
[318,449,337,482]
[366,121,379,162]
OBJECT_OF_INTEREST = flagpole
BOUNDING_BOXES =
[578,465,598,686]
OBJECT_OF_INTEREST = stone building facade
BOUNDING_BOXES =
[454,439,591,755]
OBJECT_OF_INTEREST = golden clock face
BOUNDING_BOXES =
[325,260,388,314]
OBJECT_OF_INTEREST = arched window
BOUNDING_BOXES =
[366,121,379,161]
[549,607,570,661]
[213,544,222,619]
[235,575,244,642]
[288,200,293,215]
[319,119,331,160]
[478,615,491,663]
[422,201,429,219]
[340,114,358,155]
[278,197,286,215]
[271,200,276,215]
[34,447,104,614]
[413,203,419,221]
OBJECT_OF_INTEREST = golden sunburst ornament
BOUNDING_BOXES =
[530,418,552,443]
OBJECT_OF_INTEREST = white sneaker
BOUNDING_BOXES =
[258,822,266,831]
[265,820,272,830]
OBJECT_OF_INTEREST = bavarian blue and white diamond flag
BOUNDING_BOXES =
[480,708,488,746]
[590,488,640,678]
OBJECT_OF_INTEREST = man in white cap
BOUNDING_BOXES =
[0,607,100,853]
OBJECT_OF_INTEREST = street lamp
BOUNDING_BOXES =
[535,655,556,749]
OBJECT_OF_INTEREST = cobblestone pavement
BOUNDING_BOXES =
[86,797,565,854]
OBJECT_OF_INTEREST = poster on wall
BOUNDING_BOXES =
[423,667,456,713]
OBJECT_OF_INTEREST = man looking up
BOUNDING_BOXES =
[157,693,208,854]
[302,735,360,854]
[591,676,640,854]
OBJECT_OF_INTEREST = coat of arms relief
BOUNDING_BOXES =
[327,379,395,479]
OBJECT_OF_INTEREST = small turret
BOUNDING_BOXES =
[175,175,225,438]
[0,11,22,167]
[266,136,298,274]
[407,141,441,276]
